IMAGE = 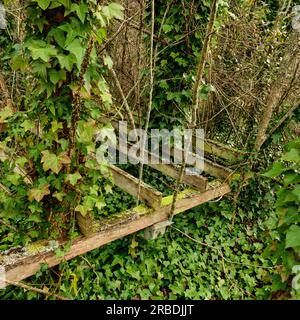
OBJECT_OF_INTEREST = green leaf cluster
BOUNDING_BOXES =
[263,138,300,298]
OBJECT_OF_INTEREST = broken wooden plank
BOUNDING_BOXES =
[117,143,208,191]
[108,164,163,209]
[1,182,231,284]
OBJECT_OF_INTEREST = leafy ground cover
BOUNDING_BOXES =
[0,172,276,300]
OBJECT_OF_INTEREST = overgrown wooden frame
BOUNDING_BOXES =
[1,181,231,283]
[0,121,247,285]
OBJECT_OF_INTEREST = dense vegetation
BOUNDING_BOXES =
[0,0,299,300]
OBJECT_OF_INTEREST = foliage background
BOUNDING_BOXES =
[0,0,299,300]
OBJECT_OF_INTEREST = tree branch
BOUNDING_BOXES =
[169,0,219,220]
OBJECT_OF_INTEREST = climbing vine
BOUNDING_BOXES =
[0,0,123,245]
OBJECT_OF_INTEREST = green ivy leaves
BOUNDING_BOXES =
[264,137,300,297]
[65,39,85,68]
[28,184,50,202]
[41,150,71,174]
[102,3,124,20]
[70,3,89,24]
[27,41,58,63]
[281,148,300,163]
[0,106,13,123]
[0,0,127,253]
[94,3,124,26]
[48,69,66,85]
[75,195,106,217]
[286,225,300,249]
[57,54,75,72]
[66,172,82,186]
[35,0,51,10]
[263,162,285,178]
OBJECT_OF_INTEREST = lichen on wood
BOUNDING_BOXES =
[0,240,59,267]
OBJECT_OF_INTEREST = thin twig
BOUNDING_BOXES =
[97,11,142,56]
[192,0,218,125]
[264,102,300,144]
[119,20,169,45]
[5,279,70,300]
[109,66,137,132]
[0,218,18,232]
[136,0,156,204]
[169,0,219,220]
[0,71,10,101]
[135,0,145,126]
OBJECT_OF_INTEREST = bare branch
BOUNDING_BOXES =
[169,0,219,220]
[5,279,69,300]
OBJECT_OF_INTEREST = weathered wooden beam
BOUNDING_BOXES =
[108,164,163,209]
[202,139,248,164]
[171,147,233,180]
[117,143,208,191]
[89,152,163,209]
[1,182,231,284]
[202,157,233,180]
